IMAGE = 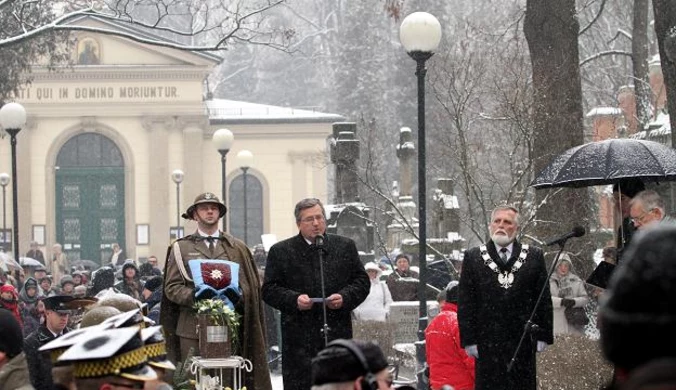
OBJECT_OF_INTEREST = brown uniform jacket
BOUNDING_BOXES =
[162,231,272,390]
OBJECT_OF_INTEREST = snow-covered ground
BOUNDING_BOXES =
[271,373,283,390]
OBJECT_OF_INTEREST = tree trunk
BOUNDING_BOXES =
[652,0,676,148]
[524,0,591,246]
[633,0,651,129]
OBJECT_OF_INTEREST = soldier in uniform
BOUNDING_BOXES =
[24,295,74,390]
[161,192,271,390]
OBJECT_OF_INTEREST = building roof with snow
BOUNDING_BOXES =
[207,99,345,125]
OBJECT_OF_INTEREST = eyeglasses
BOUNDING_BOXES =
[631,208,654,225]
[300,215,325,224]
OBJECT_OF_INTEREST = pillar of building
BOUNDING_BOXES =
[143,116,172,267]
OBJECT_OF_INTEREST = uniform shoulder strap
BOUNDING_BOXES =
[172,241,193,282]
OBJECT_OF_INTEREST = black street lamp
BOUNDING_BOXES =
[0,173,9,252]
[400,11,441,389]
[237,150,254,246]
[212,128,234,229]
[171,169,184,238]
[0,102,27,264]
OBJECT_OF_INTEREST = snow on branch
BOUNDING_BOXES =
[0,0,290,51]
[580,50,632,67]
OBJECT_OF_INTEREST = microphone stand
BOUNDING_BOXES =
[507,240,567,372]
[315,236,330,347]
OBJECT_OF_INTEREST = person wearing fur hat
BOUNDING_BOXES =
[0,309,33,389]
[311,339,393,390]
[353,262,393,322]
[0,284,23,329]
[549,252,589,335]
[162,192,271,390]
[599,224,676,389]
[88,266,116,296]
[426,281,475,390]
[115,261,143,301]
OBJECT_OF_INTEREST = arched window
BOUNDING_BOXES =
[229,173,263,247]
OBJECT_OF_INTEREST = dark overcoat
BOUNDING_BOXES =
[262,233,370,390]
[161,231,271,390]
[458,240,553,390]
[24,325,70,390]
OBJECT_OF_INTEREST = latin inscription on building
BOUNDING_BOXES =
[14,85,181,102]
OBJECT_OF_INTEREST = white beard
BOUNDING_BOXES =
[491,233,514,247]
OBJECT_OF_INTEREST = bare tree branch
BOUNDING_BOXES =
[580,50,632,67]
[1,0,290,51]
[578,0,607,36]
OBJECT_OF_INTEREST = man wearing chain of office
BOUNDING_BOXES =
[458,205,553,390]
[161,192,272,390]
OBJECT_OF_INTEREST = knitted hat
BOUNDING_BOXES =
[445,280,459,303]
[312,339,388,385]
[0,308,23,358]
[1,284,17,299]
[143,276,163,293]
[599,224,676,371]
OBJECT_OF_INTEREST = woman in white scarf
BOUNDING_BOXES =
[352,262,393,322]
[550,252,589,335]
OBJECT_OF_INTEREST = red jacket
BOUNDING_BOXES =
[425,302,475,390]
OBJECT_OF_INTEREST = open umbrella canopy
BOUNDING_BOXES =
[20,257,43,267]
[531,139,676,189]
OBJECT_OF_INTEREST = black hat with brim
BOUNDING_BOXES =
[182,192,227,220]
[57,327,157,382]
[44,295,76,314]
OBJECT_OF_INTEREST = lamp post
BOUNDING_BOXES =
[212,128,234,229]
[0,173,9,252]
[400,12,441,388]
[171,169,184,238]
[237,150,254,246]
[0,102,27,263]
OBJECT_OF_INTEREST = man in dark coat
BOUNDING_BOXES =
[24,295,73,390]
[458,205,553,390]
[162,192,271,390]
[262,197,370,390]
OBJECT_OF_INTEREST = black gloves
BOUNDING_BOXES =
[196,288,217,300]
[224,287,244,314]
[561,298,575,308]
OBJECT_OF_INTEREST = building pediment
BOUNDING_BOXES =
[66,15,222,67]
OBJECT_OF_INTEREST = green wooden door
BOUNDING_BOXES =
[54,133,125,268]
[55,168,125,266]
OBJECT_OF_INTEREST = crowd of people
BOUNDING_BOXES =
[1,185,675,390]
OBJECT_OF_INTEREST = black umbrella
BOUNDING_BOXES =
[531,138,676,189]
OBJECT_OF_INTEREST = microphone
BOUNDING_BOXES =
[314,235,325,249]
[545,226,586,246]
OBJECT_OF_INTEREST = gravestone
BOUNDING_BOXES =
[388,301,439,344]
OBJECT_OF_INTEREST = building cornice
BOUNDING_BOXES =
[28,67,209,82]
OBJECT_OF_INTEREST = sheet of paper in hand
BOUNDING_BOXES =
[189,259,240,310]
